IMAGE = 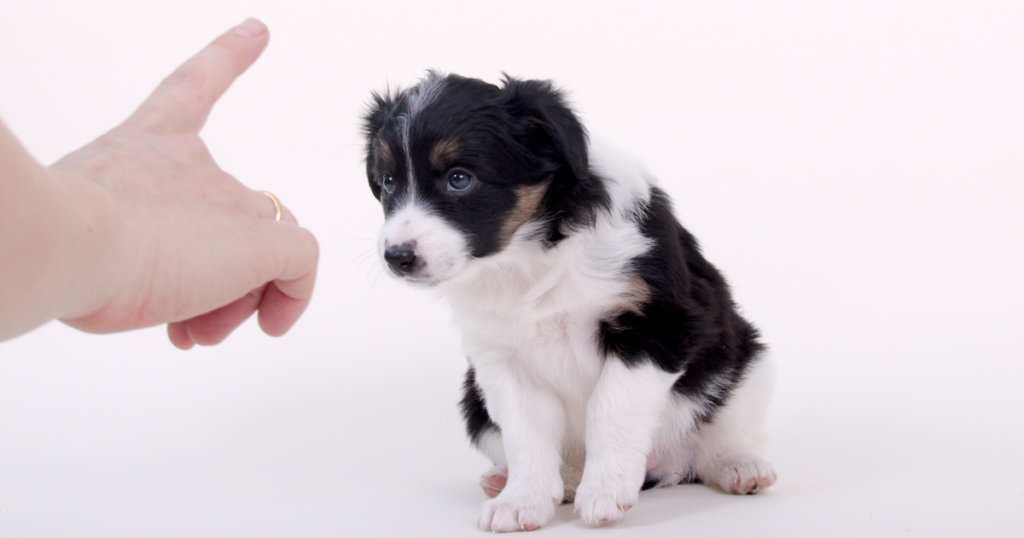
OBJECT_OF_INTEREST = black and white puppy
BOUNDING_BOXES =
[362,72,776,532]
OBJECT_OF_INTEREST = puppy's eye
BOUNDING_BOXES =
[447,170,474,192]
[382,174,396,194]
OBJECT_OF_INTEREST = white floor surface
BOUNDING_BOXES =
[2,1,1022,536]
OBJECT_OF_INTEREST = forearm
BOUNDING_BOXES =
[0,121,120,341]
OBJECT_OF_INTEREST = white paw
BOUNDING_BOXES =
[715,455,777,495]
[573,478,639,528]
[479,491,557,533]
[479,467,508,499]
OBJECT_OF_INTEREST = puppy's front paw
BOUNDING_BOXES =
[573,478,639,528]
[479,492,557,533]
[715,455,777,495]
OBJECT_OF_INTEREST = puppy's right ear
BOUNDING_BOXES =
[500,76,589,182]
[362,91,398,201]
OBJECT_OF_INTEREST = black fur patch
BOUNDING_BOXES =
[641,472,701,490]
[460,366,498,445]
[598,188,764,422]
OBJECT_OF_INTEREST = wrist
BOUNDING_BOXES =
[45,166,130,327]
[1,123,118,339]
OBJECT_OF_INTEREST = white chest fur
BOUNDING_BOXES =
[439,139,658,464]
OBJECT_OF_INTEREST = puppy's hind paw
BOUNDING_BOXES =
[479,466,508,499]
[715,455,777,495]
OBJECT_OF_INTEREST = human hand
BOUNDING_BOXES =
[49,19,319,349]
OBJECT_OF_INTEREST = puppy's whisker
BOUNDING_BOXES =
[369,265,387,287]
[350,247,383,272]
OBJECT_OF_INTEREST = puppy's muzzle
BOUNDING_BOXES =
[384,241,418,275]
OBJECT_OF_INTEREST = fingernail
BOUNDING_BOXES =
[233,18,266,38]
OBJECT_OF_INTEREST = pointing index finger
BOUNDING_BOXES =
[120,19,270,135]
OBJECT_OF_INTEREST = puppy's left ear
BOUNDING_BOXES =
[362,90,397,201]
[362,91,393,140]
[501,76,589,181]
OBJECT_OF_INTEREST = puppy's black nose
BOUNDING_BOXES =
[384,243,418,274]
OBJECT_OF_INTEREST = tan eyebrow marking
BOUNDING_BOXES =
[376,138,395,171]
[430,138,460,170]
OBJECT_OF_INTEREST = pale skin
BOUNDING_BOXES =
[0,19,319,348]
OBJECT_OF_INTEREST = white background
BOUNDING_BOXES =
[2,1,1022,536]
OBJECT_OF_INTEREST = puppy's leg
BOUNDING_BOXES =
[473,357,566,533]
[575,357,680,527]
[461,368,511,499]
[475,431,583,503]
[692,358,777,494]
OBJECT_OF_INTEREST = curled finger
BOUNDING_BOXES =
[167,286,264,348]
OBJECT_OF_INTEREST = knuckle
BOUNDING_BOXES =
[208,41,247,73]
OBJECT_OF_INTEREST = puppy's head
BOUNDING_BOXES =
[362,72,590,285]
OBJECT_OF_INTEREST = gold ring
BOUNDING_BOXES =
[262,191,282,221]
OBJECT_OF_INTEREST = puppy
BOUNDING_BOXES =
[362,72,776,532]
